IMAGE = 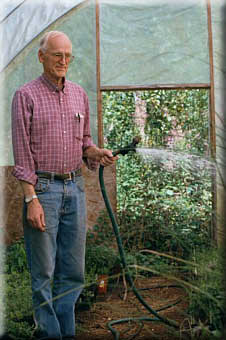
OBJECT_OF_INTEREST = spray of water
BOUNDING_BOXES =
[136,147,215,174]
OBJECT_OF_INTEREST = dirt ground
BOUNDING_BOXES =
[75,276,192,340]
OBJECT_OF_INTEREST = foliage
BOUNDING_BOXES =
[103,89,209,154]
[103,91,139,150]
[141,89,209,154]
[4,238,28,274]
[101,88,221,336]
[103,89,212,260]
[87,211,115,247]
[3,239,34,339]
[85,240,117,276]
[4,271,34,339]
[186,247,225,338]
[116,153,212,258]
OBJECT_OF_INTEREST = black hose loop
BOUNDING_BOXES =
[99,164,179,339]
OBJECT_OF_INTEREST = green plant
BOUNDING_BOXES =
[5,238,28,274]
[103,91,139,150]
[116,154,211,259]
[86,210,115,247]
[2,239,34,339]
[186,247,225,338]
[102,89,212,261]
[4,270,34,339]
[141,89,209,153]
[85,243,117,276]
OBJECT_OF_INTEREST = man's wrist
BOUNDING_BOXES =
[83,146,102,159]
[25,194,38,203]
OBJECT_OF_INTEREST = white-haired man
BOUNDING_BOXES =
[11,31,116,340]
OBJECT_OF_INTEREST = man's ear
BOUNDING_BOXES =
[38,49,44,64]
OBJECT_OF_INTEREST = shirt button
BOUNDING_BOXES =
[64,147,67,150]
[64,131,66,134]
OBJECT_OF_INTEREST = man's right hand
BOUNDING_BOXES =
[27,198,46,232]
[19,180,46,232]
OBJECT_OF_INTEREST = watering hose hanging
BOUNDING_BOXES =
[99,137,180,340]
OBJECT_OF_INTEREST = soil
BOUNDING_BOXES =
[76,276,192,340]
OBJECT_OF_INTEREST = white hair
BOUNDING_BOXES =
[39,31,71,52]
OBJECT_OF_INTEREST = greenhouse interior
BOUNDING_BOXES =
[0,0,225,339]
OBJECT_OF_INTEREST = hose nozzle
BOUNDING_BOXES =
[113,136,141,156]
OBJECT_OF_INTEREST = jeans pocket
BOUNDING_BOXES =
[75,176,85,192]
[35,177,50,193]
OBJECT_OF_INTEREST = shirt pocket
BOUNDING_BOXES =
[73,112,84,140]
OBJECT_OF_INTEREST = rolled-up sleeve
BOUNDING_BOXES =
[11,90,37,185]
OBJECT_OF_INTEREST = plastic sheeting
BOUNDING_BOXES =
[0,0,97,166]
[64,1,97,143]
[0,0,84,72]
[0,0,25,22]
[100,0,210,86]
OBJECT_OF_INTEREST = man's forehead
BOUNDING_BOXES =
[47,34,72,48]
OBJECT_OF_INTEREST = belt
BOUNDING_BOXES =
[36,169,82,181]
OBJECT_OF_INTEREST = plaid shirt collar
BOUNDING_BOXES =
[40,73,68,94]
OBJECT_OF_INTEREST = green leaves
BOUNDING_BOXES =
[4,241,34,339]
[102,89,211,258]
[4,238,28,274]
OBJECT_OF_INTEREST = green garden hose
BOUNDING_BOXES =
[98,139,180,339]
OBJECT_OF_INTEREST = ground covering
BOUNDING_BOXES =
[76,276,189,340]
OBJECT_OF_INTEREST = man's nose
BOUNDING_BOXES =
[59,56,66,64]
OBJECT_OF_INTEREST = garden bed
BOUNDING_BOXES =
[76,276,190,340]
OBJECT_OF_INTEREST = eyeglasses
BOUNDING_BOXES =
[48,52,75,63]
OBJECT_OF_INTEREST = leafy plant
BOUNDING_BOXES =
[102,89,212,260]
[186,247,225,338]
[3,240,34,339]
[85,242,118,276]
[86,210,115,247]
[101,89,222,337]
[4,238,28,274]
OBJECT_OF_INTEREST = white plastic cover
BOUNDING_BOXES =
[0,0,84,71]
[100,0,210,86]
[0,0,26,22]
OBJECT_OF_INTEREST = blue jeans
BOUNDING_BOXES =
[23,175,87,339]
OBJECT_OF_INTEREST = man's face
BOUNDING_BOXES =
[38,34,73,83]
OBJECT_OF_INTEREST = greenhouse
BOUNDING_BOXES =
[0,0,225,339]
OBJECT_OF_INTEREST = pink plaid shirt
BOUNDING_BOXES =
[12,74,97,185]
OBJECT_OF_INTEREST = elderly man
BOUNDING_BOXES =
[11,31,116,340]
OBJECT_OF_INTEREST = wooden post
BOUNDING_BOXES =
[96,0,103,148]
[207,0,218,244]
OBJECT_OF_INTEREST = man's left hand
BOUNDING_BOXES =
[83,146,118,167]
[99,149,118,167]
